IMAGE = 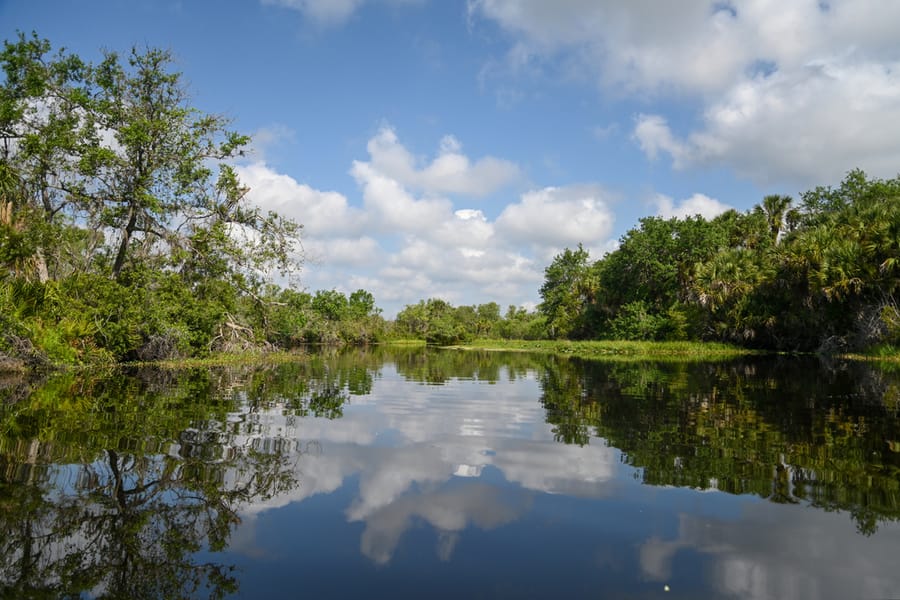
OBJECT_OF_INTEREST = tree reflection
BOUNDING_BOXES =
[390,346,548,384]
[0,362,349,599]
[538,356,900,535]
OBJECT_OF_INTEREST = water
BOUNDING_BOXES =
[1,347,899,599]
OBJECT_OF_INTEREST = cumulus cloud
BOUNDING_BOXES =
[364,126,522,197]
[495,184,615,259]
[304,236,383,267]
[654,192,732,220]
[633,114,691,167]
[240,127,617,314]
[350,161,454,233]
[237,162,365,237]
[635,58,900,184]
[470,0,900,184]
[470,0,748,94]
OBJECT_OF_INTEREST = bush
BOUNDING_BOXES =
[609,301,668,341]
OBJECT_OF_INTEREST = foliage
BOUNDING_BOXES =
[0,34,400,365]
[393,298,546,345]
[539,170,900,353]
[456,338,750,361]
[539,244,597,338]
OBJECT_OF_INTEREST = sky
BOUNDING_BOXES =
[3,0,900,316]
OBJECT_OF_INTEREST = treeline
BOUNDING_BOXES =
[3,34,898,366]
[0,33,387,365]
[393,299,546,345]
[0,33,552,368]
[538,170,900,353]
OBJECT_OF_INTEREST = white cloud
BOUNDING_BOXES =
[633,114,691,167]
[471,1,900,184]
[304,236,383,267]
[364,126,522,197]
[636,58,900,184]
[469,0,752,94]
[433,209,494,249]
[238,162,365,237]
[239,128,620,315]
[495,184,615,259]
[350,160,453,232]
[654,192,733,220]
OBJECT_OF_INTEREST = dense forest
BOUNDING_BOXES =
[2,34,898,368]
[538,171,900,353]
[0,33,384,366]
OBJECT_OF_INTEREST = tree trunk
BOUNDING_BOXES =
[33,249,49,283]
[112,205,137,278]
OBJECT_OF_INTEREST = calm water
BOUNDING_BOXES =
[2,347,899,599]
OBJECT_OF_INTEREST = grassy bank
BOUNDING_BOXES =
[446,339,758,361]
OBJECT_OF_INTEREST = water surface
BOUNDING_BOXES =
[1,347,899,598]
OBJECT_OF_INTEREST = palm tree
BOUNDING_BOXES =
[761,194,792,244]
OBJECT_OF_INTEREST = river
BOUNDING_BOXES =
[1,347,898,598]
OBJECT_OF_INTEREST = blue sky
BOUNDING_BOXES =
[3,0,899,315]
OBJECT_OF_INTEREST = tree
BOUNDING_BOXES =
[0,34,306,362]
[0,33,302,284]
[539,244,594,338]
[0,32,93,281]
[761,194,792,243]
[348,289,377,319]
[595,216,727,340]
[88,46,300,282]
[475,302,501,336]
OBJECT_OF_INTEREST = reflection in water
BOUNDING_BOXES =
[538,356,900,535]
[0,364,321,598]
[639,504,900,600]
[1,347,900,598]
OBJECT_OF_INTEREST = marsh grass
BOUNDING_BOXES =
[447,339,756,361]
[123,349,308,370]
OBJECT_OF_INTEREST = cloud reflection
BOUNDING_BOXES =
[639,505,900,600]
[234,364,624,563]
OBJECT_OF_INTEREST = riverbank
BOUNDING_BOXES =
[445,339,759,361]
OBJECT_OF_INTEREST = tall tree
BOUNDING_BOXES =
[0,32,93,281]
[86,46,300,281]
[0,34,302,285]
[761,194,792,243]
[539,244,595,338]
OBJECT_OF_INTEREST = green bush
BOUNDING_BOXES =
[609,301,668,341]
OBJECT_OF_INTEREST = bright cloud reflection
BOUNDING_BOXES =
[232,362,623,564]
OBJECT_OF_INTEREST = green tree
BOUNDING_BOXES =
[760,194,792,243]
[475,302,501,337]
[348,289,377,319]
[539,244,595,338]
[0,32,94,282]
[0,34,307,362]
[0,33,301,285]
